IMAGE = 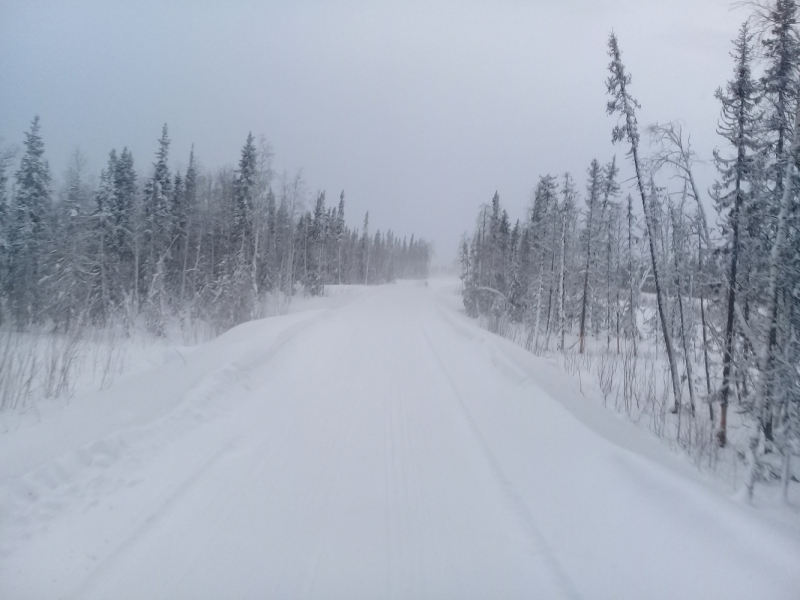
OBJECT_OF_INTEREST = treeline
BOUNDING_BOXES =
[460,1,800,499]
[0,123,431,335]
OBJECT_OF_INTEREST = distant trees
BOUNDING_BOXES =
[0,121,431,336]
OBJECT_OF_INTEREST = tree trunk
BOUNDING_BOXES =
[670,203,696,417]
[558,217,567,351]
[632,145,683,414]
[579,187,596,354]
[627,194,637,356]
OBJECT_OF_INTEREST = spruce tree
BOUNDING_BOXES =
[362,211,370,285]
[0,147,12,324]
[579,159,603,352]
[713,21,761,446]
[336,191,345,284]
[143,125,172,304]
[9,116,51,327]
[179,147,197,303]
[91,150,118,323]
[50,150,91,330]
[233,133,257,253]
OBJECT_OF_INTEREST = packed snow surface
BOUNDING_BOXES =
[1,281,798,599]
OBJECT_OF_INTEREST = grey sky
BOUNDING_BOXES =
[1,0,743,262]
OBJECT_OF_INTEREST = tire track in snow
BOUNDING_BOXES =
[417,315,582,600]
[299,331,362,599]
[382,326,427,599]
[67,439,239,600]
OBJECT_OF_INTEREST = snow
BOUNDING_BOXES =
[1,280,798,599]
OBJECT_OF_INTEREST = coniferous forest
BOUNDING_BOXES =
[0,123,431,337]
[0,121,430,413]
[459,3,800,499]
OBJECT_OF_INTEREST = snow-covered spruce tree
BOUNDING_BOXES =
[487,191,512,299]
[509,221,531,323]
[90,150,119,324]
[529,175,559,350]
[467,204,490,312]
[497,207,511,300]
[460,192,514,324]
[761,0,800,201]
[307,191,326,296]
[263,187,278,290]
[250,137,274,299]
[220,132,258,319]
[8,116,51,328]
[606,33,684,415]
[361,211,369,285]
[336,191,345,284]
[142,124,173,314]
[713,21,761,447]
[484,195,511,332]
[178,146,197,305]
[746,99,800,500]
[598,159,622,350]
[461,235,479,317]
[168,170,185,296]
[47,150,92,330]
[371,230,383,285]
[295,212,309,289]
[0,146,12,325]
[529,180,561,348]
[232,132,257,258]
[557,173,578,351]
[753,0,800,451]
[112,147,137,309]
[579,159,603,353]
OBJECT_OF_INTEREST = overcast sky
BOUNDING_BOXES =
[1,0,745,262]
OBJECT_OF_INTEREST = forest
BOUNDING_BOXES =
[459,2,800,500]
[0,124,431,335]
[0,122,431,411]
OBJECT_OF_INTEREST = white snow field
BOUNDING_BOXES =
[1,281,798,600]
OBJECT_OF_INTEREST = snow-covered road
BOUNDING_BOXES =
[1,281,798,599]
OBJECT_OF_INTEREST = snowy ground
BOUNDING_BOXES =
[1,280,798,599]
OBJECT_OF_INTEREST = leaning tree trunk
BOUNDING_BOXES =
[670,202,696,417]
[632,147,683,414]
[698,228,713,421]
[607,33,681,413]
